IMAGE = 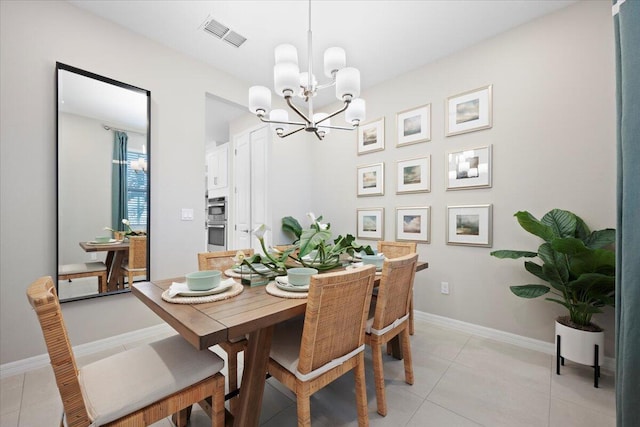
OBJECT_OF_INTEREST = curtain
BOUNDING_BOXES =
[111,131,128,231]
[614,1,640,425]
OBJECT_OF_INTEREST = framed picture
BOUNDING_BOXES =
[396,206,430,243]
[446,204,493,247]
[397,156,430,194]
[357,208,384,240]
[396,104,431,147]
[445,85,493,136]
[446,145,492,190]
[358,118,385,155]
[357,163,384,197]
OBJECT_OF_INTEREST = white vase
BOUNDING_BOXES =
[555,320,604,366]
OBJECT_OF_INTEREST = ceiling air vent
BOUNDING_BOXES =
[202,17,247,48]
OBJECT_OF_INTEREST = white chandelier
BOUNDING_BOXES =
[248,0,365,140]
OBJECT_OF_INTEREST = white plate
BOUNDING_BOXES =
[87,239,121,245]
[275,276,309,292]
[176,281,234,297]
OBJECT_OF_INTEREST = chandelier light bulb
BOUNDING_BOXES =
[336,67,360,101]
[275,44,299,66]
[324,47,346,78]
[345,98,366,125]
[274,62,301,96]
[248,86,272,115]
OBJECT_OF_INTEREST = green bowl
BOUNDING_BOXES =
[361,254,385,271]
[186,270,221,291]
[94,236,111,243]
[287,267,318,286]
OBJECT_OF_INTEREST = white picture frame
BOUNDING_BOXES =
[446,204,493,247]
[396,156,430,194]
[446,145,492,190]
[445,85,493,136]
[396,104,431,147]
[396,206,430,243]
[357,163,384,197]
[358,117,385,155]
[357,208,384,240]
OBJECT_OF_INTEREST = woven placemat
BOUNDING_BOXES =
[224,269,243,278]
[265,281,308,299]
[161,282,244,304]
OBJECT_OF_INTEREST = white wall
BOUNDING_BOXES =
[309,0,616,354]
[0,0,249,363]
[0,0,616,365]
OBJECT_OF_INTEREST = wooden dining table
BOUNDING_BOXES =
[79,241,129,292]
[132,261,428,427]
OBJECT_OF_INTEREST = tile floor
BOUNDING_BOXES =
[0,319,615,426]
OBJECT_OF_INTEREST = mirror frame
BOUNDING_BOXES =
[56,62,151,302]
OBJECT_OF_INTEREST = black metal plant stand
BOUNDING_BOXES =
[556,334,601,388]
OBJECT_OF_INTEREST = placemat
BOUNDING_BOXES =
[161,282,244,304]
[224,268,243,278]
[265,282,308,299]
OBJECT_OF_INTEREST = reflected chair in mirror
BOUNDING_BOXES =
[59,262,108,294]
[365,253,418,416]
[121,236,147,289]
[377,241,417,335]
[26,276,225,427]
[197,248,253,413]
[267,265,376,427]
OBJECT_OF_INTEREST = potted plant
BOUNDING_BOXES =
[490,209,615,380]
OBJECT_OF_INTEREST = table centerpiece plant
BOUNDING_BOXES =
[104,218,146,240]
[239,213,375,276]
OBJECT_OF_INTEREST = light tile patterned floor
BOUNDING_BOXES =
[0,319,615,426]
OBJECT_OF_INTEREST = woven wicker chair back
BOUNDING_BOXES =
[372,253,418,332]
[128,236,147,269]
[197,249,255,271]
[377,241,417,259]
[297,265,376,375]
[26,277,91,426]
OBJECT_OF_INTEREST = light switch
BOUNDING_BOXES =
[181,208,194,221]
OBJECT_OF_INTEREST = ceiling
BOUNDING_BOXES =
[67,0,576,140]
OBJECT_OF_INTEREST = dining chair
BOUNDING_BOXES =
[377,240,417,335]
[58,262,108,293]
[365,253,418,416]
[197,248,253,412]
[26,276,225,427]
[267,265,376,427]
[121,235,147,288]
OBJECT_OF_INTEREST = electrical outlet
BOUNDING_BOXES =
[441,281,450,295]
[90,253,97,261]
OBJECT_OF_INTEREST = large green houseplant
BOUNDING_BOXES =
[490,209,615,331]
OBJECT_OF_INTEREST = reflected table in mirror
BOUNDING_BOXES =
[79,241,129,292]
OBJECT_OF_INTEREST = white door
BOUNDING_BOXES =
[232,126,269,253]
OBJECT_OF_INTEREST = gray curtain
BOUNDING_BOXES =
[614,0,640,425]
[111,131,128,231]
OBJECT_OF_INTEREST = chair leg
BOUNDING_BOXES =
[172,407,191,427]
[371,340,387,417]
[212,373,226,427]
[401,327,414,385]
[409,295,415,335]
[227,349,240,414]
[296,381,312,427]
[354,352,370,426]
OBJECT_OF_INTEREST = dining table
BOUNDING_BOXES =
[79,240,129,292]
[132,260,428,427]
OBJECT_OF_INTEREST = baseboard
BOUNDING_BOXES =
[413,311,616,372]
[2,312,615,379]
[0,323,174,379]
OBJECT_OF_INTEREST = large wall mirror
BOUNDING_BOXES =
[56,62,150,302]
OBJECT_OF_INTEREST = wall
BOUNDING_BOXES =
[309,0,617,355]
[0,0,250,363]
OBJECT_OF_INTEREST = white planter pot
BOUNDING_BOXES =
[555,320,604,366]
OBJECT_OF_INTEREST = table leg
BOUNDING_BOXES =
[233,325,274,427]
[107,251,126,291]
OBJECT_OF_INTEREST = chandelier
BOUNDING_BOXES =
[248,0,365,140]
